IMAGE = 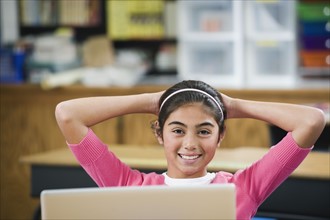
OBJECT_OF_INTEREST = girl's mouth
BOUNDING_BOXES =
[178,154,202,160]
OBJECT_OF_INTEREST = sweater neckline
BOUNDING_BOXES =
[162,172,216,186]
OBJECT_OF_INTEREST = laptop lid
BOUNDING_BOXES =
[41,184,236,220]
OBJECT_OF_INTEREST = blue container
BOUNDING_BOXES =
[0,47,25,83]
[301,21,330,36]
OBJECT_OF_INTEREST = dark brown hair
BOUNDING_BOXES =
[153,80,227,137]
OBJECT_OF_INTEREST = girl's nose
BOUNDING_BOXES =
[183,133,198,150]
[184,144,197,151]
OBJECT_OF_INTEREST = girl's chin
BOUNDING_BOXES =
[177,168,206,178]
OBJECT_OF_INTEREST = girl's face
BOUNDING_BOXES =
[159,102,222,178]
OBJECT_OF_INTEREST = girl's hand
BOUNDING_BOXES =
[220,93,236,119]
[150,91,164,115]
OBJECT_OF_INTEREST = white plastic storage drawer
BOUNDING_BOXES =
[181,42,233,76]
[180,0,233,34]
[246,40,296,88]
[252,41,293,75]
[251,1,295,32]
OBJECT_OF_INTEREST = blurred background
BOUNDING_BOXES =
[0,0,329,220]
[1,0,329,88]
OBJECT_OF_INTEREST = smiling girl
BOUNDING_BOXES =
[55,80,325,219]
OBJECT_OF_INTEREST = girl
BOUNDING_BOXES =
[55,80,325,219]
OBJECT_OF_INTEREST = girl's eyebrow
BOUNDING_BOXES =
[168,121,215,128]
[168,121,187,127]
[197,122,215,128]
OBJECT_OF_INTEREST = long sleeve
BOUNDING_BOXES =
[232,132,312,219]
[68,129,164,187]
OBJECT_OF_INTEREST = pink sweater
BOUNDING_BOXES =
[69,129,311,220]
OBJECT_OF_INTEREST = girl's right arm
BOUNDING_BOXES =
[55,92,163,144]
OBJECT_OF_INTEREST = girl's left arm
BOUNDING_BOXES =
[221,94,326,148]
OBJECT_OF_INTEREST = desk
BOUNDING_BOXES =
[21,145,330,220]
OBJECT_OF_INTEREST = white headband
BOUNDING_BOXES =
[159,88,224,120]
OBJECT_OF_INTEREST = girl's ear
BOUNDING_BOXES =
[217,125,226,146]
[152,120,164,145]
[157,134,164,145]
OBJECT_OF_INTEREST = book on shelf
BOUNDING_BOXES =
[19,0,100,27]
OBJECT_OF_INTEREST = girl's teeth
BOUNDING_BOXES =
[181,155,199,160]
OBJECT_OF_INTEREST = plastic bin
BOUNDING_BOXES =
[301,36,330,50]
[186,42,233,76]
[300,50,330,67]
[298,2,330,22]
[250,40,292,75]
[0,47,25,83]
[183,1,233,33]
[300,21,330,36]
[252,1,294,32]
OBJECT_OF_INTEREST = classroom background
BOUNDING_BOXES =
[0,0,329,220]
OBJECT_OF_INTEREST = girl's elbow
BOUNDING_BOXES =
[55,101,73,127]
[309,108,326,135]
[294,108,326,148]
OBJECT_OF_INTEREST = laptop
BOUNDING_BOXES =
[41,184,236,220]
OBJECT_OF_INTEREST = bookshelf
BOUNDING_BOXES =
[17,0,178,76]
[14,0,329,87]
[106,0,178,75]
[19,0,106,42]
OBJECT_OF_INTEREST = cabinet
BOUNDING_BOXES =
[178,0,298,88]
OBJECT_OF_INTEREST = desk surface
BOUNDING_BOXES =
[20,145,330,180]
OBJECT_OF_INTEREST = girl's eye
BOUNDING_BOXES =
[199,130,211,135]
[173,129,184,134]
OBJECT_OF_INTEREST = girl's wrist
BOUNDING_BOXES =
[143,92,162,115]
[222,95,238,119]
[229,98,252,119]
